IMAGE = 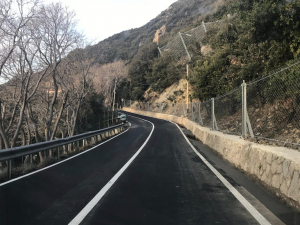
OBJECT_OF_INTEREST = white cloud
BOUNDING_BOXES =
[43,0,177,42]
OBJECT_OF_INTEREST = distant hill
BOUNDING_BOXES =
[78,0,227,65]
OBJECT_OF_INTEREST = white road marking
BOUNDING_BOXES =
[171,121,271,225]
[0,127,130,187]
[68,116,154,225]
[126,112,271,225]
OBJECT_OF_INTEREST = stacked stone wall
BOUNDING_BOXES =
[123,107,300,211]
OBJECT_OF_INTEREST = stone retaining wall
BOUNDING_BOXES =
[123,107,300,211]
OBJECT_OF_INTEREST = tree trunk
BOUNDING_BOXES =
[112,78,117,121]
[11,100,26,148]
[0,135,3,150]
[69,101,81,137]
[26,105,43,162]
[45,72,58,141]
[50,91,68,140]
[0,101,10,149]
[25,119,32,145]
[60,128,67,154]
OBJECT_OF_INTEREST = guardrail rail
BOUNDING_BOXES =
[0,123,127,180]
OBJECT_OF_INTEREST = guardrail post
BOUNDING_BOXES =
[30,154,33,164]
[57,146,60,160]
[7,159,12,179]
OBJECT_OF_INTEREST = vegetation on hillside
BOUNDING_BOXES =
[190,0,300,101]
[116,0,300,104]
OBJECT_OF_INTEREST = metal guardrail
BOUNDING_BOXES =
[0,123,127,180]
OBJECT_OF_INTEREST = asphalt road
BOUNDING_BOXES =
[0,112,295,224]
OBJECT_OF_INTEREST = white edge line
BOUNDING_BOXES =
[125,112,271,225]
[68,116,154,225]
[171,121,271,225]
[0,126,131,187]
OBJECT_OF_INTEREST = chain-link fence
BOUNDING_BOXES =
[246,62,300,146]
[214,87,242,136]
[124,61,300,149]
[158,19,228,61]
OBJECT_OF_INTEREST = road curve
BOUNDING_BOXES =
[0,117,152,225]
[0,113,283,224]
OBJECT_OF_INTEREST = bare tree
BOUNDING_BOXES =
[57,46,94,137]
[33,2,84,141]
[0,0,40,149]
[92,60,128,113]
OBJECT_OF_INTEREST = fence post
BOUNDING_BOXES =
[241,80,254,138]
[191,102,194,121]
[211,98,215,130]
[198,102,203,125]
[242,81,247,137]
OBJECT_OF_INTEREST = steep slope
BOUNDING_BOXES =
[80,0,227,64]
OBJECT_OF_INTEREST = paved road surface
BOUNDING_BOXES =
[0,112,297,224]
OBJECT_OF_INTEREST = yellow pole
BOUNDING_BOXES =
[186,64,189,110]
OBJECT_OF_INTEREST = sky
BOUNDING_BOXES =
[44,0,177,43]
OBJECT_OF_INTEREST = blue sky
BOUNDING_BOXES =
[44,0,177,43]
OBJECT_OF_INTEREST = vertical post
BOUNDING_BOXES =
[30,154,33,164]
[198,102,203,125]
[174,103,176,115]
[160,103,162,113]
[148,102,150,111]
[179,32,192,61]
[130,100,132,108]
[211,98,215,130]
[242,80,247,137]
[186,64,189,112]
[158,47,163,57]
[7,159,12,179]
[57,146,60,160]
[202,21,207,33]
[191,102,194,121]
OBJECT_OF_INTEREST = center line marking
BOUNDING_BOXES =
[68,116,154,225]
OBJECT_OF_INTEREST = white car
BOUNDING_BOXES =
[117,113,127,122]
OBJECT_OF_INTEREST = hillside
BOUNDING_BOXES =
[79,0,227,64]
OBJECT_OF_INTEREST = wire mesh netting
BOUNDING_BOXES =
[247,62,300,145]
[124,61,300,148]
[199,100,211,128]
[214,87,242,135]
[159,19,228,61]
